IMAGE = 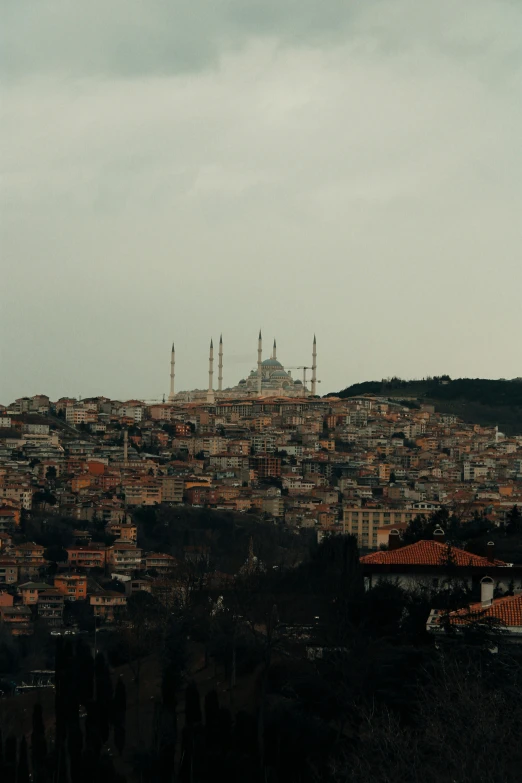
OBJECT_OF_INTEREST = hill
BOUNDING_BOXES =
[329,377,522,435]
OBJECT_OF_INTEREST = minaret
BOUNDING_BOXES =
[123,429,128,465]
[272,338,277,360]
[207,339,215,403]
[218,334,223,392]
[257,330,263,395]
[168,342,175,402]
[311,334,317,396]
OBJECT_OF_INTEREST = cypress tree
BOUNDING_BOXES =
[17,736,30,783]
[204,689,220,750]
[184,681,202,726]
[95,652,113,744]
[4,735,17,783]
[113,680,127,756]
[31,703,48,783]
[75,637,94,707]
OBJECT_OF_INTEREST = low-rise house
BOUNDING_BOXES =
[90,591,126,621]
[125,578,153,596]
[14,543,46,579]
[106,543,142,573]
[0,605,32,635]
[105,522,137,543]
[0,591,14,607]
[0,560,18,584]
[142,552,177,574]
[361,531,519,593]
[427,580,522,641]
[66,545,106,570]
[18,581,52,605]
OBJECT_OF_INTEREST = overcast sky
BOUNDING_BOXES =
[1,0,521,403]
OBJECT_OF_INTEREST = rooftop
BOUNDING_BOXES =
[361,540,507,568]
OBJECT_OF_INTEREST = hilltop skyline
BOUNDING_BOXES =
[1,0,521,401]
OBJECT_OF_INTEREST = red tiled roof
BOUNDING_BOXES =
[360,540,507,568]
[446,594,522,628]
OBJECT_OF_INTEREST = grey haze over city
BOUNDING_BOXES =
[1,0,521,403]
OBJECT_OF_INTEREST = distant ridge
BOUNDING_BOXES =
[328,377,522,435]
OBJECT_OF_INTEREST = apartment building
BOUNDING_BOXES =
[37,589,64,625]
[105,522,137,543]
[54,574,88,601]
[90,591,127,621]
[0,605,32,635]
[106,543,142,572]
[161,476,184,503]
[0,561,18,584]
[66,545,106,569]
[343,505,435,550]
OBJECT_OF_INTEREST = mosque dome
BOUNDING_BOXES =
[262,358,283,369]
[271,370,289,378]
[294,379,302,385]
[238,379,246,385]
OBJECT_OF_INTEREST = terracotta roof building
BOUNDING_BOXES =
[361,540,507,568]
[361,538,520,594]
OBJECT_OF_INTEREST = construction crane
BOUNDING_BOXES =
[284,367,321,396]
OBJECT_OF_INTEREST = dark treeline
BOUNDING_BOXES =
[331,377,522,433]
[401,504,522,563]
[2,534,522,782]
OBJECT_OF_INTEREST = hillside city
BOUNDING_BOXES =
[1,389,522,630]
[1,387,522,782]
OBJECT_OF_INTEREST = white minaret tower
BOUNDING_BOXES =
[218,334,223,392]
[168,342,175,402]
[311,334,317,396]
[257,330,263,396]
[272,338,277,360]
[207,338,215,403]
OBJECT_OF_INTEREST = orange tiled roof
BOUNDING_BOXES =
[361,540,507,568]
[447,593,522,627]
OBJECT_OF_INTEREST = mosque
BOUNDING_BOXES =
[168,331,317,401]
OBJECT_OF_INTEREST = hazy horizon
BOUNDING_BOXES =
[1,1,521,403]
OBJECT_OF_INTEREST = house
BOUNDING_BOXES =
[105,522,137,543]
[66,545,106,570]
[427,579,522,641]
[361,529,519,594]
[0,507,19,527]
[124,578,153,596]
[54,574,88,601]
[14,543,46,579]
[0,605,32,635]
[142,552,177,574]
[18,581,52,605]
[106,543,142,573]
[0,591,14,607]
[89,591,126,621]
[0,560,18,584]
[37,589,65,626]
[0,532,14,551]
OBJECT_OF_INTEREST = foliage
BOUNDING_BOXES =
[330,377,522,433]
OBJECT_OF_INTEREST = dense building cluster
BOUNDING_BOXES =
[0,389,521,635]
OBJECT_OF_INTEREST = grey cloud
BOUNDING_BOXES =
[0,0,521,401]
[1,0,520,80]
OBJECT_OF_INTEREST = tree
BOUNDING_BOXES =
[46,466,57,482]
[505,505,522,535]
[184,681,202,726]
[113,680,127,756]
[31,703,48,782]
[17,737,30,783]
